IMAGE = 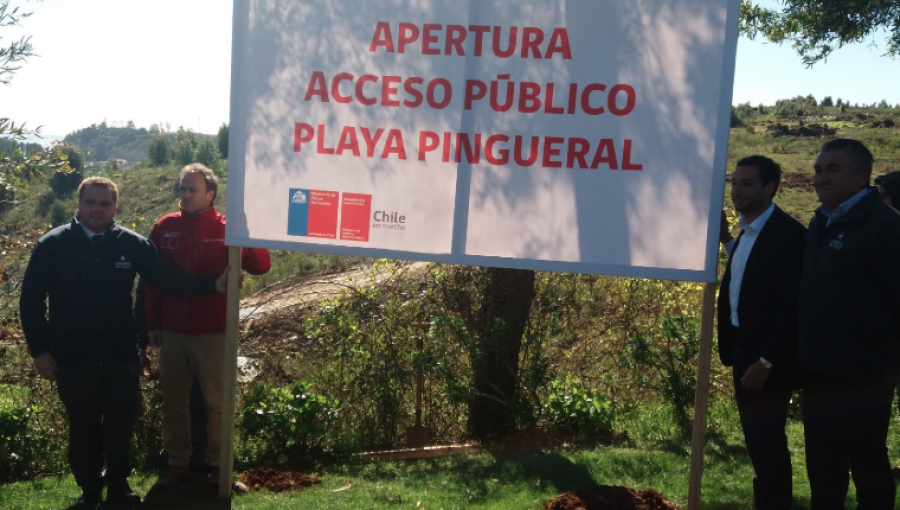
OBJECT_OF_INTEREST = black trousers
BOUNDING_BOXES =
[734,374,793,510]
[802,372,896,510]
[56,359,140,492]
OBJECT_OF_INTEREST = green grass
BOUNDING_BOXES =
[4,399,900,510]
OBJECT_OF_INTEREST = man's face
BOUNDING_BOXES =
[730,165,774,217]
[814,149,869,210]
[77,185,117,233]
[180,173,214,215]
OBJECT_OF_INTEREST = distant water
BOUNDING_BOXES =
[20,134,65,147]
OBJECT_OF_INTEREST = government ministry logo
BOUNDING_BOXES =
[287,188,338,238]
[287,188,371,242]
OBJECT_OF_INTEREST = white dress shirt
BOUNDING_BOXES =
[729,203,776,327]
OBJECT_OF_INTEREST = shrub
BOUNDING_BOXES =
[195,138,221,167]
[543,374,613,435]
[237,381,338,463]
[147,134,170,166]
[622,315,700,431]
[49,200,71,227]
[48,170,82,197]
[0,404,49,480]
[175,141,195,166]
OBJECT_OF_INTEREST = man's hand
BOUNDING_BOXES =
[216,265,231,293]
[148,330,162,348]
[720,210,734,245]
[33,353,58,382]
[740,360,772,390]
[140,348,152,377]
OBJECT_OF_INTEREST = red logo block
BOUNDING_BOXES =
[307,190,339,239]
[340,193,372,242]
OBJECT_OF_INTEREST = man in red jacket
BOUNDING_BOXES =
[147,163,271,488]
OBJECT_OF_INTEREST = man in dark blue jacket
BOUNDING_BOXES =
[718,155,805,510]
[19,177,225,508]
[799,139,900,510]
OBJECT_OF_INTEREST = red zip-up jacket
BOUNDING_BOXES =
[145,206,271,335]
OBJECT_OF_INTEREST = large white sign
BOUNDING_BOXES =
[227,0,739,282]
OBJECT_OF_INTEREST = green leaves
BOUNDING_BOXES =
[741,0,900,66]
[543,374,614,435]
[237,381,339,462]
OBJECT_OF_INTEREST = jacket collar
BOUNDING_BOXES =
[71,212,116,238]
[815,187,879,227]
[179,205,218,221]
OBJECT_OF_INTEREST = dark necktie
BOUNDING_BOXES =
[91,234,103,247]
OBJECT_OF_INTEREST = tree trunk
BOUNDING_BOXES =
[468,267,535,439]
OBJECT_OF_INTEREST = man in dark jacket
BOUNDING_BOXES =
[799,139,900,510]
[718,155,805,510]
[19,177,225,508]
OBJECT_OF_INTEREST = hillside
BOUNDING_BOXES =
[2,100,900,313]
[62,123,220,166]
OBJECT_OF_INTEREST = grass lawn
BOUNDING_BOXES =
[4,401,900,510]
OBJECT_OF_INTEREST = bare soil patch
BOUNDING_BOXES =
[780,172,814,191]
[542,486,679,510]
[238,467,322,492]
[766,122,836,137]
[240,261,429,320]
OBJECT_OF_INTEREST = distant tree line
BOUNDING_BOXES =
[731,94,900,127]
[146,123,227,168]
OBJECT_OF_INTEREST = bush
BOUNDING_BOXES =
[48,170,82,197]
[237,381,338,463]
[195,138,221,167]
[0,404,49,480]
[175,141,195,166]
[50,200,71,227]
[621,315,700,431]
[543,374,613,435]
[147,134,170,166]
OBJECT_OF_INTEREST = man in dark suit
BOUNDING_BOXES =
[718,155,806,510]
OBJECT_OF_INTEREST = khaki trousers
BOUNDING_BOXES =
[159,330,225,468]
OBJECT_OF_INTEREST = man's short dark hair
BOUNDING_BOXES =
[818,138,874,175]
[736,155,782,191]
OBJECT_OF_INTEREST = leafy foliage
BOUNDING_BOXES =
[543,374,613,435]
[0,0,34,85]
[195,137,221,167]
[217,123,229,159]
[0,403,48,480]
[740,0,900,65]
[622,316,701,431]
[147,133,170,166]
[238,381,339,463]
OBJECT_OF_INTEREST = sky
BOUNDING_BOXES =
[2,0,900,139]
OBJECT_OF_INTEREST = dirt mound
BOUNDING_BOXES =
[238,468,322,492]
[869,119,896,128]
[766,122,836,137]
[780,172,814,191]
[542,485,679,510]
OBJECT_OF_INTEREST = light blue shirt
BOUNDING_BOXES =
[728,203,776,328]
[818,187,871,227]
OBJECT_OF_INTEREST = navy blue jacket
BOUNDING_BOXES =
[799,190,900,382]
[19,216,216,370]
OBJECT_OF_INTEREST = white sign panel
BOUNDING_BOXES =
[227,0,739,282]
